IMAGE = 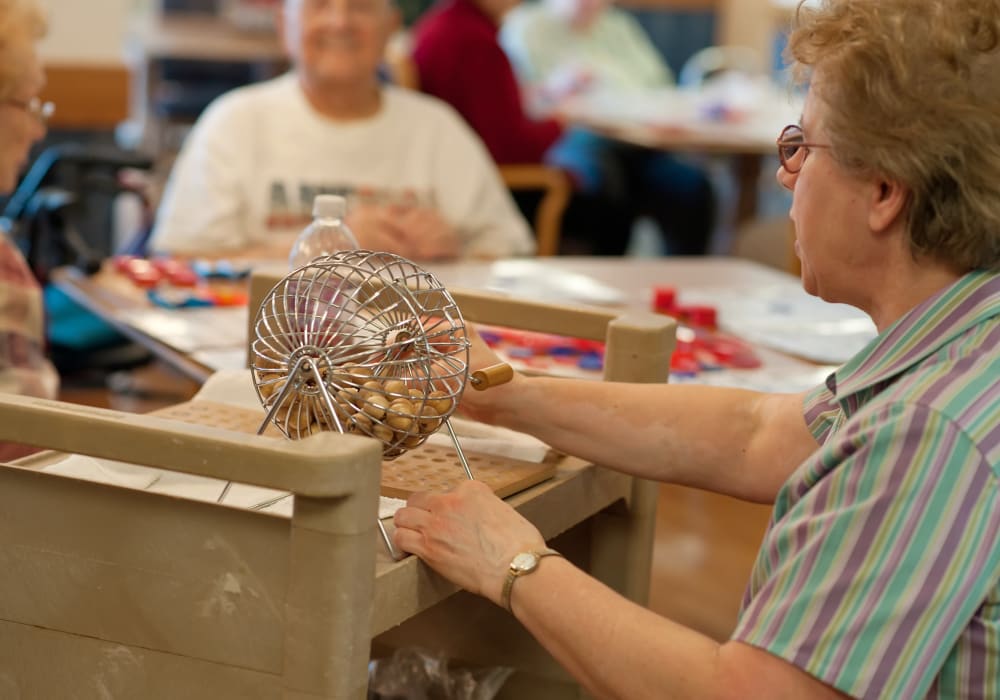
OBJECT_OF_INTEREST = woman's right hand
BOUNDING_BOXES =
[456,325,524,426]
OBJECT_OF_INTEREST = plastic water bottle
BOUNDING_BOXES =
[288,194,359,269]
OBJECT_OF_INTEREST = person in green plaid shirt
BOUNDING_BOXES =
[393,0,1000,697]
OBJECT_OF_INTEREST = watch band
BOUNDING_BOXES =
[500,547,563,613]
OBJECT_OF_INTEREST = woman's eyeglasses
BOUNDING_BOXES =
[2,96,55,125]
[776,124,831,173]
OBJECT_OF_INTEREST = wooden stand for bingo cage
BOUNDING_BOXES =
[0,272,675,699]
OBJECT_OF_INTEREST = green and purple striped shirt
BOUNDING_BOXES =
[733,271,1000,699]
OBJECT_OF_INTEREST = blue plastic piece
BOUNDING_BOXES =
[147,289,214,309]
[577,352,604,371]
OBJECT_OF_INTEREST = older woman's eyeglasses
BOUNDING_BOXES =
[776,124,831,173]
[2,96,55,125]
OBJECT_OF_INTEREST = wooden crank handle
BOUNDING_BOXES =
[469,363,514,390]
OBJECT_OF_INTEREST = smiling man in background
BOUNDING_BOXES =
[150,0,534,261]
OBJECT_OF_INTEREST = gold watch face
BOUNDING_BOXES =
[511,552,539,573]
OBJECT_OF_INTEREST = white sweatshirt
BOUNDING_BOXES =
[150,73,535,258]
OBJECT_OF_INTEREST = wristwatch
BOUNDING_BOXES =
[500,547,563,612]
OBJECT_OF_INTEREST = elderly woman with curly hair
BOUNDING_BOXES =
[0,0,59,459]
[393,0,1000,697]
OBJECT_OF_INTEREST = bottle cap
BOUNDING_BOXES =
[313,194,346,219]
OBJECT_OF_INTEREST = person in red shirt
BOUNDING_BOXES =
[411,0,635,255]
[412,0,716,256]
[412,0,560,164]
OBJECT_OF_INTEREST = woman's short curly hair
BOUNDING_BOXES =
[788,0,1000,271]
[0,0,46,100]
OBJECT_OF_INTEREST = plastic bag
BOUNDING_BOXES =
[368,647,513,700]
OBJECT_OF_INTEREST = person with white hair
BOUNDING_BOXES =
[0,0,60,460]
[150,0,534,261]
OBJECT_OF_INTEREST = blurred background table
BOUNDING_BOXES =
[52,255,853,390]
[558,83,801,228]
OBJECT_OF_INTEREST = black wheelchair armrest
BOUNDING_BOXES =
[2,143,154,222]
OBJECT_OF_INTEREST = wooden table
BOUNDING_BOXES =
[52,256,829,390]
[36,256,844,695]
[433,255,797,303]
[52,264,239,384]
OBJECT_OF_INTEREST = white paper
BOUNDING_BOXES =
[116,306,248,353]
[194,368,264,410]
[196,370,550,463]
[682,285,877,365]
[424,416,549,463]
[41,370,549,521]
[486,259,625,306]
[43,453,409,519]
[191,347,248,372]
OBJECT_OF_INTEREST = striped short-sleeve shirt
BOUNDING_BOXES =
[732,271,1000,699]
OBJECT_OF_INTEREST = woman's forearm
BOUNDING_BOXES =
[481,376,815,503]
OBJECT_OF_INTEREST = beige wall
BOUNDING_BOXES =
[35,0,795,64]
[620,0,794,56]
[38,0,134,65]
[718,0,779,55]
[34,0,135,128]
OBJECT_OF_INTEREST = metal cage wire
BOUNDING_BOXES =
[250,250,470,459]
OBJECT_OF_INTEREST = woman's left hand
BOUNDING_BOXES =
[393,480,546,606]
